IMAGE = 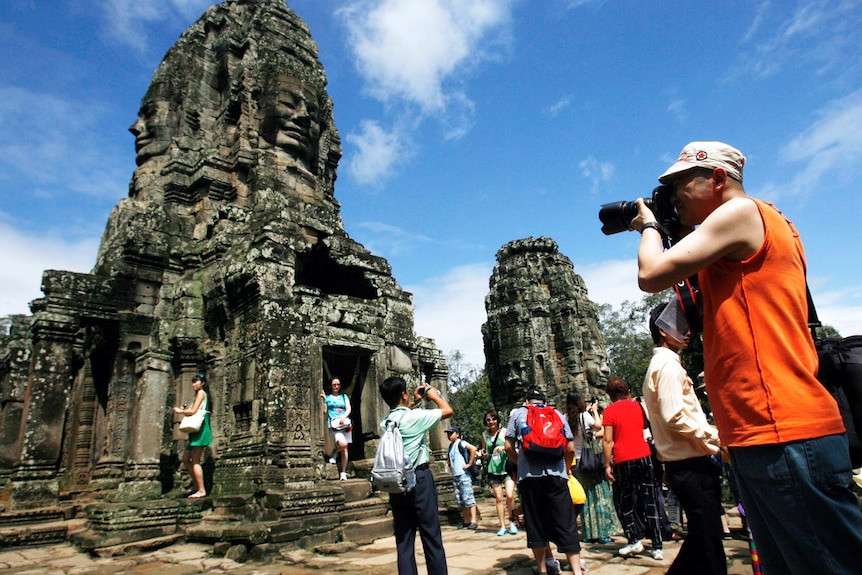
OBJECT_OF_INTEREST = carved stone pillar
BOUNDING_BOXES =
[90,350,136,490]
[114,350,172,501]
[5,313,77,510]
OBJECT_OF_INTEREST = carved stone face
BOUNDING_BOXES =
[129,98,174,166]
[259,77,321,169]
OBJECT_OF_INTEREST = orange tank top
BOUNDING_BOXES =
[699,198,844,447]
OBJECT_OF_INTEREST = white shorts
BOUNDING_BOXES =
[329,427,353,445]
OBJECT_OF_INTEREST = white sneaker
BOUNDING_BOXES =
[328,457,336,464]
[618,541,643,556]
[339,472,348,480]
[545,557,561,574]
[580,558,589,572]
[650,549,663,560]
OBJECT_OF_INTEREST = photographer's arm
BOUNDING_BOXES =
[635,196,764,293]
[423,386,454,420]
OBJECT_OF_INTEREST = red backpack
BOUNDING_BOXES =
[520,404,567,460]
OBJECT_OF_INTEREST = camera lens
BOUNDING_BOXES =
[418,386,427,397]
[598,199,653,235]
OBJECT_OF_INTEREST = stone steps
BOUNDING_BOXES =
[0,506,81,549]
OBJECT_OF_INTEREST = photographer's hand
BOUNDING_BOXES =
[630,198,658,233]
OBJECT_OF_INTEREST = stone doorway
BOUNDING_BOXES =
[322,347,371,461]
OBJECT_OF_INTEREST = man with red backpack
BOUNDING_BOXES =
[505,387,582,575]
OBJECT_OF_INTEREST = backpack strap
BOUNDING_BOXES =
[458,439,469,462]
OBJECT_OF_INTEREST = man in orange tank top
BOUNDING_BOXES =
[628,141,862,574]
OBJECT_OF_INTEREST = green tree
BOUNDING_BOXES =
[597,291,671,396]
[445,351,492,446]
[814,324,842,340]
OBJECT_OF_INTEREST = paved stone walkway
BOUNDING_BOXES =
[0,498,755,575]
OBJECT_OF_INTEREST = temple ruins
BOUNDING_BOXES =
[482,237,611,410]
[0,0,449,553]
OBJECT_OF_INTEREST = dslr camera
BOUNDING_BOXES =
[598,184,685,242]
[598,184,703,334]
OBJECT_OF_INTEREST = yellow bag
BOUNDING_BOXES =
[567,473,586,505]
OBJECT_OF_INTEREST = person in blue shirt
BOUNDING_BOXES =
[445,425,478,529]
[506,387,582,575]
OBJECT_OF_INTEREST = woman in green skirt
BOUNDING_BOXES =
[567,391,620,542]
[174,374,212,498]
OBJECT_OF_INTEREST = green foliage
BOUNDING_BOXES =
[446,351,492,446]
[815,324,842,340]
[597,291,671,396]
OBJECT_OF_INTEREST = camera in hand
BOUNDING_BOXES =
[598,184,684,241]
[418,386,429,397]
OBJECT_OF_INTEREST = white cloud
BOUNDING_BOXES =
[98,0,216,52]
[807,280,862,339]
[578,156,616,195]
[780,89,862,194]
[666,98,687,124]
[547,96,573,116]
[409,263,493,370]
[0,220,98,317]
[0,86,129,201]
[577,258,643,308]
[408,258,645,372]
[735,0,862,80]
[352,220,434,258]
[346,120,407,184]
[338,0,513,113]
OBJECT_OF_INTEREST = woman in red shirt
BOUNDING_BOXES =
[602,377,663,560]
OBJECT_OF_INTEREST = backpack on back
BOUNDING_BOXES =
[816,335,862,468]
[371,418,416,493]
[454,439,481,480]
[520,404,567,460]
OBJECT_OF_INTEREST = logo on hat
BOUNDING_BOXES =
[695,150,708,161]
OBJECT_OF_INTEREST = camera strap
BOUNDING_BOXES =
[674,277,702,335]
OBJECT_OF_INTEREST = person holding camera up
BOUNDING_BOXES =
[378,377,453,575]
[629,141,862,574]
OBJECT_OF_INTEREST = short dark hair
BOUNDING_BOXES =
[606,377,631,401]
[379,376,407,407]
[649,303,668,345]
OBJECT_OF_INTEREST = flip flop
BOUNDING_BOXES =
[188,492,207,499]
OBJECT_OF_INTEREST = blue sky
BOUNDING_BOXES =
[2,0,861,370]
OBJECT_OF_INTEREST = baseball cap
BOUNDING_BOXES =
[525,388,546,403]
[658,141,745,184]
[444,425,461,434]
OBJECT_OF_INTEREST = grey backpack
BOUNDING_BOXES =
[371,419,416,493]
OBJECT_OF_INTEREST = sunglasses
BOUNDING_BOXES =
[485,417,498,423]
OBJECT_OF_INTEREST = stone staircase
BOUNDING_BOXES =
[0,505,86,549]
[0,465,391,557]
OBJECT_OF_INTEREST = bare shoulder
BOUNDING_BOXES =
[702,197,763,260]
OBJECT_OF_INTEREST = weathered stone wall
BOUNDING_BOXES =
[0,0,448,548]
[482,237,610,412]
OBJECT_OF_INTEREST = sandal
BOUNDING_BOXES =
[188,492,207,499]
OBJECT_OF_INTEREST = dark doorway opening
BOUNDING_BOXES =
[322,346,371,461]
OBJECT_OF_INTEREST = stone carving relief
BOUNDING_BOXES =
[483,237,610,411]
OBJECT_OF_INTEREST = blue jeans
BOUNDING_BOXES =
[729,434,862,575]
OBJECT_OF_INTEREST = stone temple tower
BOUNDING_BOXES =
[482,237,610,412]
[0,0,447,549]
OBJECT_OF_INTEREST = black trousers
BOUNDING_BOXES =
[389,464,448,575]
[665,456,727,575]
